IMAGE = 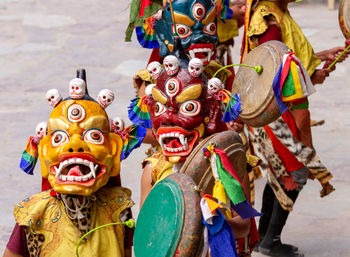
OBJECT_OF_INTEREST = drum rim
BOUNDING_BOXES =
[339,0,350,39]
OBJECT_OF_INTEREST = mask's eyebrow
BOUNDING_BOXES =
[152,87,168,105]
[202,8,216,25]
[79,116,108,131]
[48,118,70,131]
[176,84,202,103]
[174,12,195,26]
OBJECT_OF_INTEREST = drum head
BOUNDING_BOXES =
[134,173,202,257]
[233,41,289,126]
[339,0,350,38]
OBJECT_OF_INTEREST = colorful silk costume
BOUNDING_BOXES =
[242,2,335,256]
[131,38,260,256]
[8,70,142,257]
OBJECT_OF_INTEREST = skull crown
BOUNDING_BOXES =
[97,89,115,109]
[163,55,180,76]
[35,121,47,139]
[147,62,163,80]
[111,117,125,133]
[188,58,203,77]
[69,78,86,99]
[207,77,223,95]
[46,89,62,108]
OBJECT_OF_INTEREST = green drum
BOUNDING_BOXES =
[134,173,203,257]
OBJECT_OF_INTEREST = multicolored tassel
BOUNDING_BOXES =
[19,136,39,175]
[217,90,242,122]
[273,52,316,114]
[219,0,234,21]
[128,96,152,128]
[204,144,261,219]
[120,124,147,160]
[136,16,159,49]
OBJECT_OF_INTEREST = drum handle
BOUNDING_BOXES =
[325,39,350,69]
[75,219,135,257]
[212,63,263,78]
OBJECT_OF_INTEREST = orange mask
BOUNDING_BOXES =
[38,99,123,196]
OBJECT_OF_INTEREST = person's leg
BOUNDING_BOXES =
[259,189,302,257]
[257,184,275,245]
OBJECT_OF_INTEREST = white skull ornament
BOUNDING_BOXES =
[111,117,125,133]
[207,78,224,95]
[45,89,62,108]
[97,89,114,109]
[145,84,156,98]
[147,61,163,80]
[69,78,86,99]
[35,122,47,140]
[188,58,203,77]
[163,55,180,75]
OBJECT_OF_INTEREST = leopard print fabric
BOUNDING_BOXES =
[24,227,45,257]
[24,195,94,256]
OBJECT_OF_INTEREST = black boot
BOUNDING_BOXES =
[259,190,302,257]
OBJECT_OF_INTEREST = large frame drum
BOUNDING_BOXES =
[134,173,203,257]
[233,40,290,127]
[339,0,350,39]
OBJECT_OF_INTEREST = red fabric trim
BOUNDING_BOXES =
[258,25,282,44]
[264,124,304,172]
[41,178,51,191]
[249,218,259,249]
[147,48,164,65]
[281,110,299,140]
[139,0,152,17]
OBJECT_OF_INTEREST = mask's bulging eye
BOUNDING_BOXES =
[203,22,216,36]
[51,130,69,147]
[192,3,206,20]
[172,24,192,39]
[165,77,180,96]
[155,102,167,116]
[84,129,105,145]
[180,100,201,116]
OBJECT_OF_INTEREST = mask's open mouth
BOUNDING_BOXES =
[50,153,105,185]
[157,127,199,157]
[186,43,214,66]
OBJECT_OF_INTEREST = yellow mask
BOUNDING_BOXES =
[38,99,123,196]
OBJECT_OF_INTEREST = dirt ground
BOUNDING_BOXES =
[0,1,349,256]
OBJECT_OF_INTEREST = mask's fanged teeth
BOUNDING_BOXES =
[179,134,185,146]
[54,166,61,177]
[54,157,101,182]
[158,134,165,149]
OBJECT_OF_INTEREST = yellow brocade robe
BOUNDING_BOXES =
[14,187,133,257]
[144,152,174,185]
[247,1,321,76]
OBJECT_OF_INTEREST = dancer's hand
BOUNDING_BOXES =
[311,69,330,85]
[230,4,245,20]
[316,47,350,62]
[226,119,244,133]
